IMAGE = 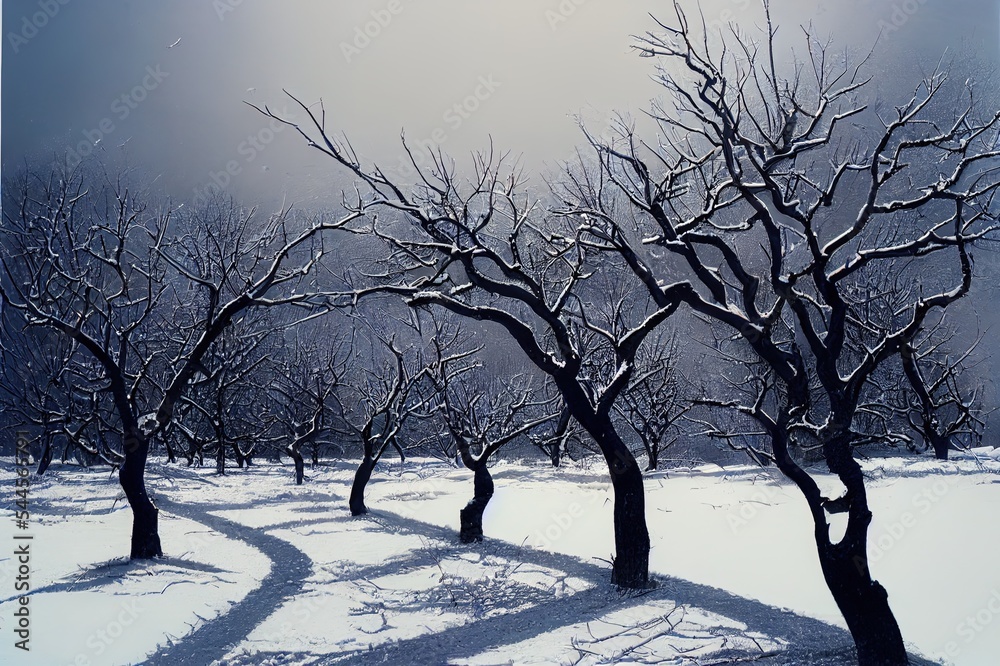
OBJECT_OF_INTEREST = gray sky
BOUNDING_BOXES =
[3,0,998,208]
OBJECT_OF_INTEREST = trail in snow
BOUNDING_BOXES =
[142,496,313,666]
[127,464,947,665]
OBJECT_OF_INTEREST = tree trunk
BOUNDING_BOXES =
[577,411,650,588]
[459,462,494,543]
[549,442,562,467]
[233,442,246,468]
[606,452,650,587]
[818,538,908,666]
[929,431,950,460]
[36,438,53,475]
[119,431,162,559]
[349,454,375,515]
[287,446,305,485]
[216,439,226,475]
[825,438,907,665]
[645,439,659,472]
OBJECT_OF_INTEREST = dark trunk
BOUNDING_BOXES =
[391,439,406,464]
[822,432,907,666]
[575,409,650,588]
[930,432,950,460]
[549,442,562,467]
[781,422,909,666]
[233,442,246,468]
[818,538,908,666]
[287,446,305,485]
[216,439,226,475]
[36,438,53,475]
[901,345,950,462]
[119,430,162,559]
[606,452,650,587]
[645,439,659,472]
[459,462,494,543]
[349,455,375,515]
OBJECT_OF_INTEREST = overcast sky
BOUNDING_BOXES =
[3,0,998,208]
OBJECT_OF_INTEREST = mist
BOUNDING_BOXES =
[3,0,998,209]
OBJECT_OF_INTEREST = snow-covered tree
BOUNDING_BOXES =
[554,4,1000,663]
[253,97,687,585]
[0,164,370,559]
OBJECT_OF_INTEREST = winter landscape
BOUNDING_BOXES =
[2,452,1000,665]
[3,1,1000,665]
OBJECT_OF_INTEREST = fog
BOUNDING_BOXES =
[3,0,998,209]
[4,0,1000,422]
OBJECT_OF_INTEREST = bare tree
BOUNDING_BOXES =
[0,321,107,470]
[554,4,1000,662]
[256,93,689,585]
[432,363,558,542]
[337,319,458,515]
[0,164,369,559]
[268,330,350,484]
[898,320,986,459]
[168,310,277,474]
[615,331,689,471]
[529,403,587,467]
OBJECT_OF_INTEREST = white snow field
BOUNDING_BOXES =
[0,451,997,665]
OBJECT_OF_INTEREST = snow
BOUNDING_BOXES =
[0,453,997,665]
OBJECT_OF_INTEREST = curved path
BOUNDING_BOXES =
[142,496,313,666]
[139,497,942,666]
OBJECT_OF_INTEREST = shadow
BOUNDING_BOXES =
[305,510,861,665]
[0,556,232,604]
[141,497,313,666]
[134,495,943,666]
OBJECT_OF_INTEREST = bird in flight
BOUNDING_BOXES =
[168,38,182,48]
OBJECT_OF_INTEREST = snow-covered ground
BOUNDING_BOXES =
[0,451,997,665]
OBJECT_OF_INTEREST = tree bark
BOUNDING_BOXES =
[287,446,305,485]
[119,431,162,559]
[645,439,659,472]
[36,438,53,475]
[216,439,226,475]
[233,442,246,468]
[459,462,494,543]
[822,433,908,666]
[818,536,908,666]
[349,454,375,515]
[575,409,650,588]
[774,418,908,666]
[929,431,950,460]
